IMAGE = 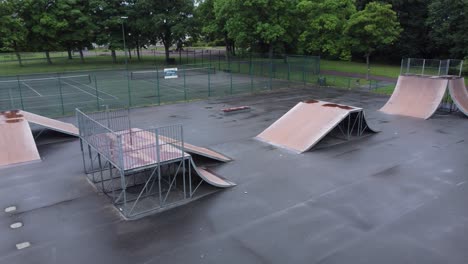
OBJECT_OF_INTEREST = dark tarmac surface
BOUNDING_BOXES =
[0,86,467,264]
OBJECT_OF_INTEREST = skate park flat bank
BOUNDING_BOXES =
[0,86,468,264]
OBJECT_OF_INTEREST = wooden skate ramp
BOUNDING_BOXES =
[256,100,376,153]
[21,111,79,136]
[0,110,40,167]
[448,77,468,117]
[190,159,236,188]
[380,75,448,119]
[158,135,231,162]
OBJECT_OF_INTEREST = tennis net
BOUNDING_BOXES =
[0,74,92,86]
[131,67,216,80]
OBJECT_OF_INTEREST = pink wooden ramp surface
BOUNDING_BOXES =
[21,110,79,136]
[380,75,448,119]
[0,110,41,167]
[448,77,468,117]
[190,159,236,188]
[158,135,231,162]
[256,100,363,153]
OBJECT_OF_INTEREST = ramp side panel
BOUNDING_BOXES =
[380,76,448,119]
[0,118,41,167]
[21,111,79,136]
[448,78,468,117]
[191,159,235,188]
[257,102,351,153]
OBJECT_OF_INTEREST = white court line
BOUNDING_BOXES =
[61,80,104,100]
[67,79,119,100]
[0,92,91,102]
[21,82,43,97]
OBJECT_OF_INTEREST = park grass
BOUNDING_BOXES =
[321,59,401,79]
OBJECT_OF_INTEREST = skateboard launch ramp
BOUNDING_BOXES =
[448,78,468,117]
[21,111,79,136]
[380,75,449,119]
[256,100,377,153]
[190,159,236,188]
[0,110,41,167]
[158,135,231,162]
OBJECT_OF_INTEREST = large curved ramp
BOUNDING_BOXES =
[0,110,41,167]
[190,159,236,188]
[256,100,377,153]
[380,75,448,119]
[448,77,468,117]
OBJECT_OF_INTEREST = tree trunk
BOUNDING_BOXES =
[67,48,73,60]
[111,49,116,63]
[268,43,274,59]
[365,53,370,80]
[136,45,141,61]
[79,49,84,63]
[13,42,22,67]
[128,48,132,59]
[45,51,52,64]
[164,44,170,63]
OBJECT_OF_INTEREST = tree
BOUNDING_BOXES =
[355,0,431,60]
[344,2,402,79]
[138,0,195,63]
[297,0,355,59]
[0,0,28,66]
[21,0,69,64]
[215,0,298,57]
[90,0,129,63]
[427,0,468,59]
[58,0,95,62]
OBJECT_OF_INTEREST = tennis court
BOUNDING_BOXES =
[0,57,319,117]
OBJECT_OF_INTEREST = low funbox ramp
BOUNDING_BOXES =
[256,100,377,153]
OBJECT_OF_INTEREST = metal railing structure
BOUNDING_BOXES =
[76,108,209,219]
[401,58,464,77]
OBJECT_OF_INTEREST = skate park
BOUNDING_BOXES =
[0,55,468,263]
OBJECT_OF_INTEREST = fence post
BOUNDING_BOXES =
[193,50,196,64]
[218,50,221,70]
[229,59,233,95]
[421,59,426,76]
[183,68,187,101]
[459,60,463,77]
[400,58,404,76]
[250,59,254,93]
[127,70,132,107]
[348,78,351,90]
[156,67,161,105]
[57,73,65,115]
[179,49,182,65]
[17,76,24,110]
[438,60,442,76]
[94,75,100,111]
[446,59,451,75]
[208,68,211,97]
[406,58,411,75]
[201,50,204,65]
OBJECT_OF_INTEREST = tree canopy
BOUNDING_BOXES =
[0,0,466,65]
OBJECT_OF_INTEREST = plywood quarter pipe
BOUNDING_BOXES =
[379,75,448,119]
[190,159,236,188]
[256,100,376,153]
[20,110,79,136]
[0,111,41,167]
[448,77,468,117]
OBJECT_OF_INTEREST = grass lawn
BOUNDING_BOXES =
[321,59,401,79]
